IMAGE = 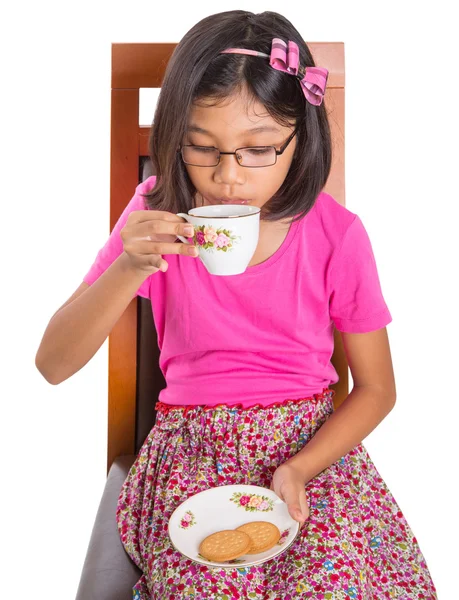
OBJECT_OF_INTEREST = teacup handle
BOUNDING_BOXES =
[176,213,194,245]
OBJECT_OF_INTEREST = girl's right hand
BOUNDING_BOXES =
[120,210,198,275]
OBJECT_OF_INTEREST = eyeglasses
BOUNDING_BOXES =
[178,128,298,168]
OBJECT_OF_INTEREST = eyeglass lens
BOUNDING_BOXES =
[181,146,277,167]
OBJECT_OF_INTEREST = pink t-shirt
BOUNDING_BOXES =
[84,176,392,408]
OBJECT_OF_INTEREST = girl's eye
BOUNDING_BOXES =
[192,146,216,153]
[246,147,271,155]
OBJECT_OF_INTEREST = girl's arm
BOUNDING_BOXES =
[288,327,397,483]
[36,208,195,385]
[35,252,149,385]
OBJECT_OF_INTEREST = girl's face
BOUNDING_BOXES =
[182,88,297,213]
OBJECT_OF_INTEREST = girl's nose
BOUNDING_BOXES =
[214,153,245,185]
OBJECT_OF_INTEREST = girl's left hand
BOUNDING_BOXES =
[270,460,310,525]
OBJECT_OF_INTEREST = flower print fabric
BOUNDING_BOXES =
[116,390,437,599]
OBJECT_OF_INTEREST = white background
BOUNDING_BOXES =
[1,1,457,597]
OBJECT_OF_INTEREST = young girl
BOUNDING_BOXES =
[36,10,437,600]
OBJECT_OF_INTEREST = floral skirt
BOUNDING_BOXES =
[116,388,437,599]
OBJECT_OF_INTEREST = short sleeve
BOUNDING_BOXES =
[83,178,156,299]
[329,214,392,333]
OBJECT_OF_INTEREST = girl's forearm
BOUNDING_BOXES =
[35,253,149,385]
[289,386,396,483]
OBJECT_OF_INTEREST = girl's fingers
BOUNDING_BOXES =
[158,259,169,272]
[279,481,303,522]
[129,241,198,257]
[298,490,310,521]
[128,210,185,225]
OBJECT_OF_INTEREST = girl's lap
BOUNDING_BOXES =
[117,405,436,598]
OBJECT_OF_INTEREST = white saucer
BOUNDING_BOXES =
[168,484,300,568]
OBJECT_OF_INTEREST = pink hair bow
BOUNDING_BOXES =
[220,39,328,106]
[269,38,329,106]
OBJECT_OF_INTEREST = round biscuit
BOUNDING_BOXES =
[236,521,281,554]
[199,529,251,562]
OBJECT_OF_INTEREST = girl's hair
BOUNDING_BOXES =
[141,10,332,223]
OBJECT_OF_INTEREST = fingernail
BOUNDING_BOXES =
[184,226,194,236]
[187,246,198,256]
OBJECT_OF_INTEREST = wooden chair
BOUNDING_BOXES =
[75,41,346,600]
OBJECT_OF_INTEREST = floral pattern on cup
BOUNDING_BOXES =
[179,510,196,529]
[193,225,240,252]
[229,492,274,512]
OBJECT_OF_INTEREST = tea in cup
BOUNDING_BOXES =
[176,204,261,275]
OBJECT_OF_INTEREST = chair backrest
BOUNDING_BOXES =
[107,42,347,475]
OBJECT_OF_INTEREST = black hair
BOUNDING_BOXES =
[141,10,332,223]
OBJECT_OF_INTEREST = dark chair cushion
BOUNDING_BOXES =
[75,454,142,600]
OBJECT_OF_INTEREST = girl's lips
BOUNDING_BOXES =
[220,199,249,204]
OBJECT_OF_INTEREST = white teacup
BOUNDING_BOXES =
[176,204,261,275]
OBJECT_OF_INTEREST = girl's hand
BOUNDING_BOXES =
[270,461,310,525]
[120,210,199,275]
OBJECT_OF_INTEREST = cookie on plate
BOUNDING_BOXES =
[236,521,281,554]
[199,529,252,562]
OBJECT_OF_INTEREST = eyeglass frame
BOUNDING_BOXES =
[177,126,299,168]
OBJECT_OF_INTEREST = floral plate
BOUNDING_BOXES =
[168,484,300,568]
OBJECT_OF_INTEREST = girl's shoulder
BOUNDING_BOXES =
[315,190,357,227]
[138,175,157,195]
[310,190,364,249]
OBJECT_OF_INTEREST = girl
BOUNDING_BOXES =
[36,10,437,600]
